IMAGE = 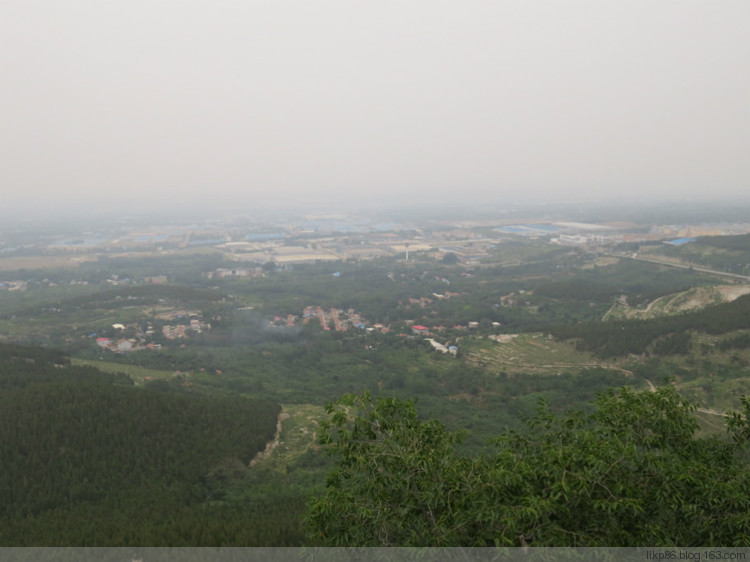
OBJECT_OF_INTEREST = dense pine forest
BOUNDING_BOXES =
[0,343,299,546]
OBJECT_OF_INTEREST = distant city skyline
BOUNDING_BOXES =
[2,1,749,219]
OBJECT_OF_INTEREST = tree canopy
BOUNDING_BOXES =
[306,387,750,546]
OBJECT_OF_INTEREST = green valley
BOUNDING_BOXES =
[1,206,750,545]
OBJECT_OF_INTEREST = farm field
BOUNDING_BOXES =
[463,332,632,376]
[71,358,177,384]
[0,255,98,271]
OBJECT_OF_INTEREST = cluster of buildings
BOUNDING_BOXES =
[400,291,461,309]
[93,316,209,353]
[270,306,385,333]
[209,268,265,279]
[649,222,750,239]
[406,320,494,334]
[95,337,162,353]
[9,213,750,276]
[266,305,462,355]
[0,281,27,291]
[162,317,206,339]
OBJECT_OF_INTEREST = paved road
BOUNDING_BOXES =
[608,253,750,282]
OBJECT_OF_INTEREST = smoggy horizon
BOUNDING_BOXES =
[3,1,749,220]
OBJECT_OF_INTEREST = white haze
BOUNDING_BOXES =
[2,1,749,218]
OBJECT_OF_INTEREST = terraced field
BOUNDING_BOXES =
[463,332,631,376]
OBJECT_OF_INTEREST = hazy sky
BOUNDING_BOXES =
[2,1,749,217]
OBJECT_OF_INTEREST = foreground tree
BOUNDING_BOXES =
[305,387,750,546]
[304,392,468,545]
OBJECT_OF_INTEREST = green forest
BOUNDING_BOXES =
[306,389,750,546]
[1,226,750,546]
[0,343,297,546]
